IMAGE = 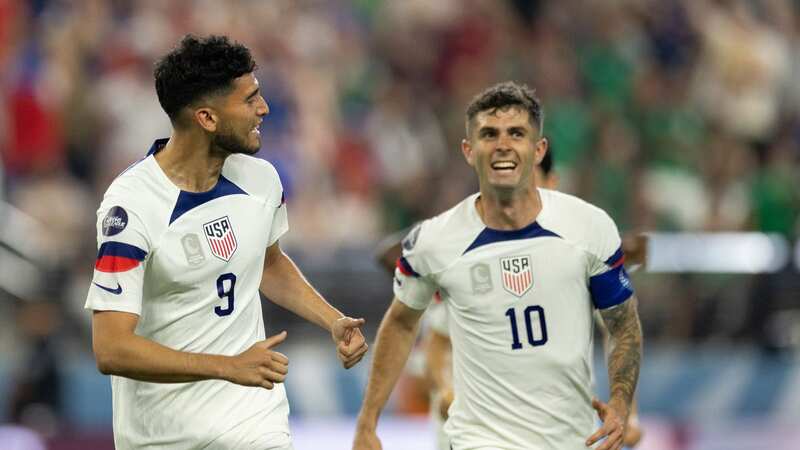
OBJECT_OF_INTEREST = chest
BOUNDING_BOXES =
[146,196,274,286]
[439,238,588,311]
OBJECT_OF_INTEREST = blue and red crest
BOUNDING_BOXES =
[203,216,237,262]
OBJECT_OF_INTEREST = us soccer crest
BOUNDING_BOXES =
[203,216,237,262]
[500,255,533,297]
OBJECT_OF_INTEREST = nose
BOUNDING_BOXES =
[258,97,269,117]
[496,132,513,151]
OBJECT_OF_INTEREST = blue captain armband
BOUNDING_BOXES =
[590,264,634,309]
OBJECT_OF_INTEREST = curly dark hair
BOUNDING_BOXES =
[154,34,257,121]
[465,81,543,134]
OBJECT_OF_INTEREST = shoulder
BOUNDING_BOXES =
[223,154,283,204]
[101,158,161,211]
[404,195,482,275]
[539,189,620,256]
[98,158,171,238]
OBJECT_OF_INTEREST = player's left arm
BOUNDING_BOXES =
[260,241,368,369]
[588,296,643,450]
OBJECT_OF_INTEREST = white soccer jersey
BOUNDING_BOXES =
[394,189,634,450]
[85,139,290,450]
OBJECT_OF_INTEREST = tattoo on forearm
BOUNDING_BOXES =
[600,298,642,408]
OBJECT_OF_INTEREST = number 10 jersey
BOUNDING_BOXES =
[394,189,634,450]
[84,139,289,450]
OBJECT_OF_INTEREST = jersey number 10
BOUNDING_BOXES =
[505,305,548,350]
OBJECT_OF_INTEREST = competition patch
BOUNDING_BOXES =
[470,263,493,294]
[402,224,421,251]
[102,206,128,236]
[203,216,237,262]
[500,255,533,297]
[181,233,206,267]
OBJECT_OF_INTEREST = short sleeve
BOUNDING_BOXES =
[587,211,634,309]
[84,203,150,315]
[393,223,438,310]
[268,191,288,246]
[267,171,288,246]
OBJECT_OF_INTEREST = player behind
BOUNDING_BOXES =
[374,147,645,449]
[354,81,642,450]
[86,35,368,450]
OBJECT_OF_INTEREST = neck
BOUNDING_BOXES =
[155,131,228,192]
[476,185,542,230]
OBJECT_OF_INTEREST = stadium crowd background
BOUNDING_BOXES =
[1,0,799,449]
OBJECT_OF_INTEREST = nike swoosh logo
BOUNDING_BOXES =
[94,282,122,295]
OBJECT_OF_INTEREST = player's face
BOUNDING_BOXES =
[213,73,269,155]
[462,107,546,193]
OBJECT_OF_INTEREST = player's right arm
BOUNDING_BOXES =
[354,299,425,449]
[92,311,288,387]
[355,223,437,449]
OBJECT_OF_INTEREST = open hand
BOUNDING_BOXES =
[586,397,628,450]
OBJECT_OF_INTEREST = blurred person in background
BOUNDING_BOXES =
[355,82,642,450]
[84,35,367,450]
[375,146,646,449]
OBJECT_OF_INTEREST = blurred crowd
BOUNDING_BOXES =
[1,0,800,439]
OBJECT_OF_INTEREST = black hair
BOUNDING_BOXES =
[540,144,553,175]
[154,34,256,121]
[465,81,543,134]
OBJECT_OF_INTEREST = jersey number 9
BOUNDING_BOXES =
[215,273,237,316]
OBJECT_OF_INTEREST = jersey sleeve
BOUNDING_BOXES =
[587,210,634,310]
[393,222,438,310]
[84,202,151,315]
[267,169,288,246]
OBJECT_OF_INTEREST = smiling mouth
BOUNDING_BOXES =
[491,161,517,172]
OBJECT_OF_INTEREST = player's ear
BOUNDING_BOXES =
[461,138,475,167]
[194,107,219,133]
[534,137,548,165]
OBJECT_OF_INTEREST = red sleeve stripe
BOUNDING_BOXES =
[396,256,420,278]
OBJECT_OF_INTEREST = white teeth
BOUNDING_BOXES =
[492,162,516,169]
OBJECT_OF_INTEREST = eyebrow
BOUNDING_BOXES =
[245,87,260,100]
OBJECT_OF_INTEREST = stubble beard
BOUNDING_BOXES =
[213,124,259,155]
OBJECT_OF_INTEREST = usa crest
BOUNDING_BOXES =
[203,216,237,262]
[500,255,533,297]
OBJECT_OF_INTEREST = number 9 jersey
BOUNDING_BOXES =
[393,189,634,450]
[84,139,290,450]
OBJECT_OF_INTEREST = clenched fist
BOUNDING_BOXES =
[332,317,368,369]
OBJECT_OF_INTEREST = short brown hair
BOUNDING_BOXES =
[465,81,543,134]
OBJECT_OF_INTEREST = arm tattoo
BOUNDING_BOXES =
[599,297,642,408]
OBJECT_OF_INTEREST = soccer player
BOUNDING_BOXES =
[377,146,647,450]
[375,148,646,449]
[85,35,368,450]
[354,82,642,450]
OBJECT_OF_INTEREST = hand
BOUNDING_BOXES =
[586,397,628,450]
[226,331,289,389]
[352,425,382,450]
[437,387,454,420]
[623,414,643,447]
[331,317,369,369]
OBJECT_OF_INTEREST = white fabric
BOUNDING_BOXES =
[394,189,629,450]
[85,148,290,450]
